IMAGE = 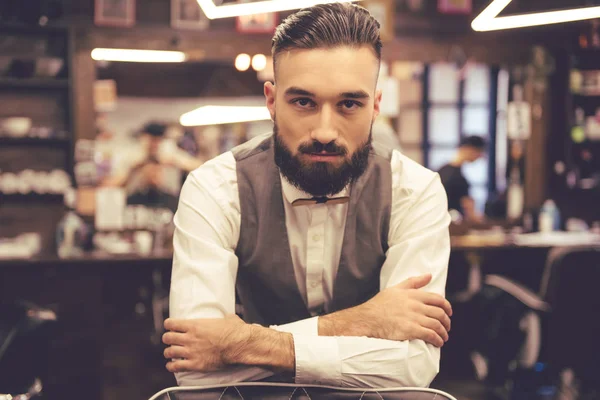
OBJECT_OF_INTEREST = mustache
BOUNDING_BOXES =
[298,141,348,155]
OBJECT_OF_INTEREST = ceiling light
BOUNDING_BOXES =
[91,48,186,63]
[180,106,272,126]
[472,0,600,32]
[252,54,268,71]
[197,0,360,19]
[235,53,252,71]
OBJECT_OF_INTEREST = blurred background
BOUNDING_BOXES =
[0,0,600,399]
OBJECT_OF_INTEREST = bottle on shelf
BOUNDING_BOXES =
[507,165,524,221]
[538,199,561,233]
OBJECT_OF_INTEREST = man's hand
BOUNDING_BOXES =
[162,315,295,374]
[366,274,452,346]
[319,274,452,347]
[162,314,247,373]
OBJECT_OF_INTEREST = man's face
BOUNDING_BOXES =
[465,147,485,163]
[264,46,382,196]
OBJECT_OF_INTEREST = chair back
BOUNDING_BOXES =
[149,383,458,400]
[538,246,600,381]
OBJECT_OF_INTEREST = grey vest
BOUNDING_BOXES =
[231,133,393,326]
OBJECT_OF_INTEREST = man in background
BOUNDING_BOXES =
[102,122,204,210]
[438,136,486,222]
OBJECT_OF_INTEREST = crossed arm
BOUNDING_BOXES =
[164,273,452,375]
[164,169,452,388]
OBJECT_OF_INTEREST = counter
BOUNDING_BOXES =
[0,252,176,400]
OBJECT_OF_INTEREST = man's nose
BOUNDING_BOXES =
[311,105,338,144]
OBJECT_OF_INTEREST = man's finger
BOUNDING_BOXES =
[418,327,444,348]
[419,304,451,332]
[414,292,453,317]
[164,318,190,332]
[418,316,449,343]
[166,359,193,373]
[164,345,188,360]
[395,274,432,290]
[162,331,188,346]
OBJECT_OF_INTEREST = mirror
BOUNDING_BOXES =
[87,59,272,212]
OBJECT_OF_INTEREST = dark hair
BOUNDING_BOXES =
[271,3,382,73]
[141,122,167,137]
[460,135,487,150]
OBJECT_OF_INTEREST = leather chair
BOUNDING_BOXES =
[148,383,458,400]
[473,245,600,396]
[0,300,57,399]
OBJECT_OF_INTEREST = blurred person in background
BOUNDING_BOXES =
[101,122,204,210]
[163,2,453,390]
[438,136,486,223]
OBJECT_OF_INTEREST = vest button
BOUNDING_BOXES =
[312,234,321,242]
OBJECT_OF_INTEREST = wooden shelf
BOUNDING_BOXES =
[0,193,65,203]
[572,92,600,97]
[0,22,69,34]
[0,77,69,89]
[0,137,70,146]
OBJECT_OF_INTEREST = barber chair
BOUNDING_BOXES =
[148,383,458,400]
[0,300,57,399]
[471,245,600,399]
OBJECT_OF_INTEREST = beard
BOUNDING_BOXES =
[273,121,372,197]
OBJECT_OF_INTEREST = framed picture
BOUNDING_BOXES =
[171,0,209,30]
[95,0,135,27]
[236,12,278,34]
[437,0,472,14]
[363,0,395,42]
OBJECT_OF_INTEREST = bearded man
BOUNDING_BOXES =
[163,2,453,389]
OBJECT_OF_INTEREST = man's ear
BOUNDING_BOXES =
[264,81,276,121]
[373,88,382,122]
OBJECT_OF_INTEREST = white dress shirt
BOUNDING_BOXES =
[169,147,451,388]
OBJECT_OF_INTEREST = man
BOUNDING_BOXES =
[102,122,203,210]
[163,3,452,388]
[438,136,487,222]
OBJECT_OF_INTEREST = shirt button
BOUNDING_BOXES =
[312,234,321,242]
[310,281,319,289]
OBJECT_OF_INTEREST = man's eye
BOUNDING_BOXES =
[293,98,314,107]
[341,100,361,110]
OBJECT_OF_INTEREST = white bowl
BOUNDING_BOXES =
[1,117,32,137]
[34,57,64,78]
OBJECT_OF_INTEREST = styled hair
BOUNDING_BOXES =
[460,135,487,150]
[271,3,382,74]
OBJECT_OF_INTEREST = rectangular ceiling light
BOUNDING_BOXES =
[180,106,272,126]
[91,48,187,63]
[472,0,600,32]
[197,0,360,19]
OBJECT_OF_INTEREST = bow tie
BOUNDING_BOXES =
[291,196,350,207]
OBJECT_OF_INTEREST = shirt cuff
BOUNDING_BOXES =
[293,335,342,386]
[269,316,318,336]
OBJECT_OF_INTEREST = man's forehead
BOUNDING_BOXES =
[275,46,379,94]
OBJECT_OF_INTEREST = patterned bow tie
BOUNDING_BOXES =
[291,196,350,207]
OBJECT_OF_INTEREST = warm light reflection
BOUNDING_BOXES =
[180,106,272,126]
[472,0,600,31]
[91,48,187,63]
[252,54,267,72]
[235,54,252,71]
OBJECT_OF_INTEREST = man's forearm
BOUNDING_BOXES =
[318,303,381,337]
[225,324,295,374]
